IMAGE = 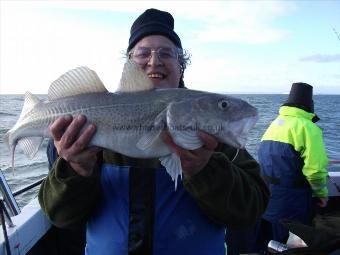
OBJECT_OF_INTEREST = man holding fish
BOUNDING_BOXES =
[38,8,269,255]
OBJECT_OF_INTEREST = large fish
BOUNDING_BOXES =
[4,61,259,188]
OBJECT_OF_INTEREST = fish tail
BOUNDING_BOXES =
[4,92,43,172]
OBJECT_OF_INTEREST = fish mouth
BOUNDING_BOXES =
[221,115,259,148]
[241,115,259,133]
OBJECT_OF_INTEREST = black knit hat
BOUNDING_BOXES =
[283,82,314,113]
[127,8,182,51]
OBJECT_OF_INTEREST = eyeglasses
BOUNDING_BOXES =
[129,47,180,65]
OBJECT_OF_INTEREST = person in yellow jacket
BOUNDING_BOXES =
[257,82,329,243]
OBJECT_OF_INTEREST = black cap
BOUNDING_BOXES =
[127,8,182,51]
[283,82,314,113]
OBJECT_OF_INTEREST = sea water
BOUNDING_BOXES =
[0,94,339,208]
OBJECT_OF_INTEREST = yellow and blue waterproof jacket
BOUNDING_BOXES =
[258,106,329,198]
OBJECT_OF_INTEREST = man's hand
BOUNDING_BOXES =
[162,130,218,178]
[49,115,102,177]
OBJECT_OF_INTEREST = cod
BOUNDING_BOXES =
[4,61,259,188]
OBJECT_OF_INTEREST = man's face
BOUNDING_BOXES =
[130,35,182,89]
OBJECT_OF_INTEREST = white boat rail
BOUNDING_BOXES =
[0,168,49,255]
[0,171,20,217]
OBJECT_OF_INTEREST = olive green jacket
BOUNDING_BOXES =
[39,144,269,229]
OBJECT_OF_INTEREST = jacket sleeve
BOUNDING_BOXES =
[183,144,269,229]
[301,124,329,198]
[38,157,101,229]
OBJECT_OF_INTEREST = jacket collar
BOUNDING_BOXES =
[279,106,316,121]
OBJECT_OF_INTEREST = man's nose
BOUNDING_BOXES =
[148,51,163,66]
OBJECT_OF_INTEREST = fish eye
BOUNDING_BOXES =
[218,100,229,110]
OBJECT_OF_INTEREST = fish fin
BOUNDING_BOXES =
[17,92,42,123]
[136,118,165,150]
[159,153,182,190]
[116,60,154,92]
[136,130,162,151]
[136,110,166,150]
[169,129,203,150]
[48,66,108,100]
[17,137,44,159]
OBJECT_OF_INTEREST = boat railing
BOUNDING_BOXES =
[0,168,45,255]
[0,170,20,217]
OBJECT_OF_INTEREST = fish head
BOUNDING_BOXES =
[168,93,259,149]
[196,94,259,148]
